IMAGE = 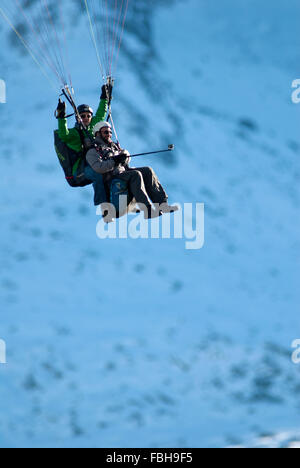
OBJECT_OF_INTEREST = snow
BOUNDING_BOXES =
[0,0,299,448]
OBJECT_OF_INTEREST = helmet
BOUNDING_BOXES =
[93,121,112,136]
[77,104,93,115]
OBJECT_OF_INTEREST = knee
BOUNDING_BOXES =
[143,166,154,175]
[131,170,143,182]
[145,167,157,179]
[95,172,104,183]
[88,168,104,183]
[85,166,95,179]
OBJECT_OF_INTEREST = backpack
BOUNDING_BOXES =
[54,129,92,188]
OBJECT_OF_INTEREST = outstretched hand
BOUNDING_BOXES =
[101,83,113,101]
[56,98,66,119]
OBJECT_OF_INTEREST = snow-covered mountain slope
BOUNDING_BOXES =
[0,0,299,448]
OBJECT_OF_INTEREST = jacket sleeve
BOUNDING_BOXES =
[58,118,70,140]
[58,118,82,153]
[86,148,115,174]
[92,98,108,126]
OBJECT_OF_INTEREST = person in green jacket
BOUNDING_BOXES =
[55,84,111,153]
[55,84,112,205]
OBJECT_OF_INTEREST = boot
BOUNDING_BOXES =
[144,206,163,220]
[103,210,115,224]
[160,202,179,214]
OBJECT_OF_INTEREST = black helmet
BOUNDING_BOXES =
[77,104,93,115]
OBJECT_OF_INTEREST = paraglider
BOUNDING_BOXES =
[0,0,177,222]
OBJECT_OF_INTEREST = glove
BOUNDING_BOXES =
[114,150,130,166]
[101,83,113,101]
[56,99,66,119]
[121,149,131,166]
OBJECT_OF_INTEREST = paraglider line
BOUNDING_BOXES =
[83,0,106,82]
[110,0,124,77]
[13,0,63,87]
[42,0,68,85]
[113,0,129,75]
[0,6,57,91]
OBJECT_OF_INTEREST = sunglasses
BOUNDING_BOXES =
[80,113,92,119]
[102,130,112,135]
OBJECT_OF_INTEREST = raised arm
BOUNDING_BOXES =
[92,84,111,125]
[56,99,71,141]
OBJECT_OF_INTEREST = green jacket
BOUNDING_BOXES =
[58,98,108,153]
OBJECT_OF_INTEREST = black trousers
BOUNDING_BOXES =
[115,167,168,208]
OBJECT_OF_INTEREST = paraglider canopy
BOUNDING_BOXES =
[0,0,129,95]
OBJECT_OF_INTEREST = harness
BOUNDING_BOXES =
[94,141,120,161]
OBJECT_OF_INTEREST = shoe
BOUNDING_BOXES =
[160,203,179,214]
[144,206,163,219]
[103,210,115,224]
